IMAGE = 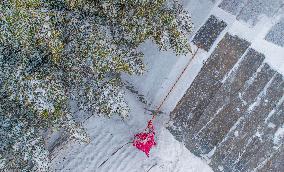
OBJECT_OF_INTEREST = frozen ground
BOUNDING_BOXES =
[51,0,284,171]
[51,89,213,172]
[51,38,213,171]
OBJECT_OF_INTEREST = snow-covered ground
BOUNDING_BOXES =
[51,0,284,171]
[51,10,214,172]
[51,87,213,172]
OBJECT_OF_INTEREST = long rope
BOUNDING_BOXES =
[150,47,199,122]
[52,47,200,165]
[97,47,200,168]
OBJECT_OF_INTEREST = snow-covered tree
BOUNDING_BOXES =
[0,0,192,171]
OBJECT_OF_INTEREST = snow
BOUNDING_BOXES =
[147,127,213,172]
[253,40,284,75]
[254,131,263,141]
[265,94,284,123]
[202,146,216,162]
[51,24,214,171]
[149,45,208,114]
[247,73,276,112]
[181,0,217,34]
[51,90,213,172]
[221,47,249,83]
[218,165,224,171]
[51,1,284,171]
[51,30,214,171]
[51,1,217,170]
[250,15,284,75]
[268,122,276,129]
[234,131,239,137]
[204,0,284,75]
[227,13,284,75]
[273,124,284,146]
[122,40,181,107]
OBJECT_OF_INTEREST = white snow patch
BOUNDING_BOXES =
[250,15,284,75]
[51,91,213,172]
[194,104,226,138]
[238,92,247,105]
[248,101,258,112]
[247,74,276,112]
[201,146,217,164]
[265,94,284,123]
[234,131,239,137]
[50,2,284,171]
[254,131,263,141]
[218,165,224,171]
[221,48,250,83]
[150,45,209,114]
[218,116,243,148]
[228,14,284,75]
[268,122,276,129]
[150,128,213,172]
[242,63,265,91]
[273,124,284,146]
[252,39,284,75]
[182,0,217,35]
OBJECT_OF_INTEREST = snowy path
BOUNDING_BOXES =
[51,92,213,172]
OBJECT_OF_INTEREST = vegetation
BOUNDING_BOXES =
[0,0,192,171]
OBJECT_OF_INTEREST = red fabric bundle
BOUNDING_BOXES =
[133,120,156,157]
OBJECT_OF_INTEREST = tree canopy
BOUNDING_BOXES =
[0,0,192,171]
